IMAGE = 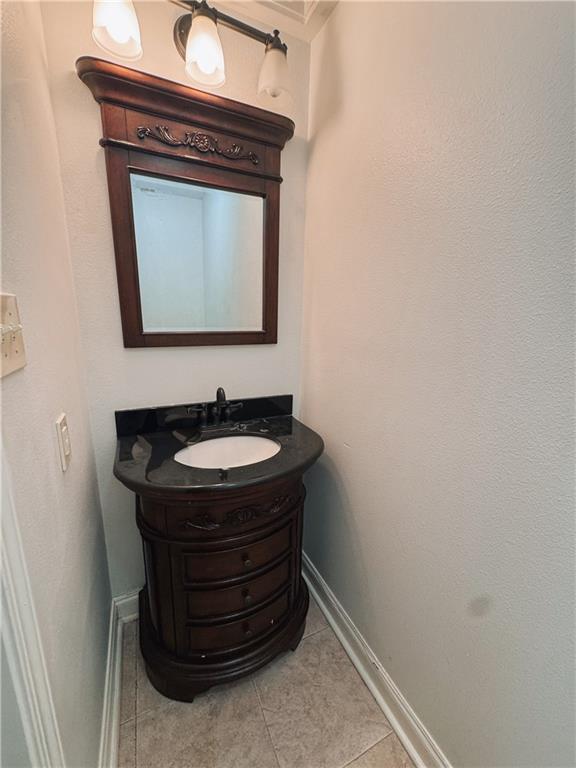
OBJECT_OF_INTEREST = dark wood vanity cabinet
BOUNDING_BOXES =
[136,471,309,701]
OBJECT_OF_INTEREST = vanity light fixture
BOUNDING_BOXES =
[92,0,143,60]
[181,1,225,86]
[173,0,290,97]
[257,31,290,98]
[91,0,290,97]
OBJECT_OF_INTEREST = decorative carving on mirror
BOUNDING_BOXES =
[76,57,294,348]
[136,125,260,165]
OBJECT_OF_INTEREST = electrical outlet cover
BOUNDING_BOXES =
[55,413,71,471]
[1,294,26,378]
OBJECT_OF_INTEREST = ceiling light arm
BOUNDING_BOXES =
[171,0,288,59]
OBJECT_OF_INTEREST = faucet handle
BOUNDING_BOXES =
[216,387,227,405]
[164,405,206,427]
[223,401,243,422]
[186,404,207,426]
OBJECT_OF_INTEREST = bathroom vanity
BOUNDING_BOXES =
[114,394,323,701]
[80,54,317,701]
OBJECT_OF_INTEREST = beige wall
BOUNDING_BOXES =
[39,1,310,596]
[301,3,574,767]
[1,3,112,765]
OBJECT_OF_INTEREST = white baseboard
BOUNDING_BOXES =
[302,553,451,768]
[115,589,140,623]
[98,602,122,768]
[98,589,140,768]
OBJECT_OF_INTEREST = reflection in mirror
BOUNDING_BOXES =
[130,173,264,333]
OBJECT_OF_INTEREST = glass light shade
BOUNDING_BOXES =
[185,14,225,87]
[92,0,142,60]
[258,47,290,99]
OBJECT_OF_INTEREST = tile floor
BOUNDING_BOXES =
[118,597,414,768]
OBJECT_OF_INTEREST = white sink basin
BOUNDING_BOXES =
[174,435,281,470]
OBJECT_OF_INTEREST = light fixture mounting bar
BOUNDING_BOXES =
[171,0,288,53]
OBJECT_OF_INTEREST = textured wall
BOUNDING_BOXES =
[40,1,310,596]
[1,641,31,768]
[1,3,112,765]
[301,3,575,766]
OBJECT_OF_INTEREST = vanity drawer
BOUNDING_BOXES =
[181,524,291,585]
[186,592,289,653]
[186,559,290,619]
[165,483,302,540]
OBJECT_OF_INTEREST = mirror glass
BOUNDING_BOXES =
[130,173,264,333]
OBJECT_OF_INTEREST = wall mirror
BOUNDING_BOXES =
[77,57,294,347]
[130,174,263,334]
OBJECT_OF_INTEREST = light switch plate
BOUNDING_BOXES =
[55,413,72,472]
[1,294,26,378]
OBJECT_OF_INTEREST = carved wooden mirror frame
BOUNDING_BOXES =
[77,57,294,347]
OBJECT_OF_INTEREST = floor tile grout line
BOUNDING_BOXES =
[339,731,396,768]
[133,624,138,768]
[119,715,134,726]
[302,624,332,642]
[251,678,282,768]
[119,714,137,726]
[135,702,169,721]
[118,621,138,768]
[132,626,176,739]
[135,681,176,721]
[302,624,330,641]
[133,715,137,768]
[130,622,138,723]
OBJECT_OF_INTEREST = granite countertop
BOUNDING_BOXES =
[113,398,324,495]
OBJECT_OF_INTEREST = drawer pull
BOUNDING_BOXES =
[242,622,253,637]
[182,515,220,531]
[242,589,253,605]
[242,554,253,567]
